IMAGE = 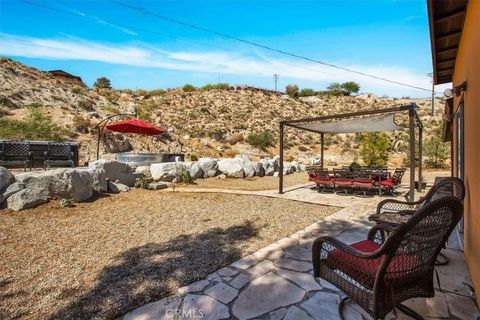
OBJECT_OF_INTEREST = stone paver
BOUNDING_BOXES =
[232,272,306,319]
[124,183,479,320]
[229,273,251,290]
[445,292,480,319]
[284,306,314,320]
[123,296,182,320]
[217,267,238,277]
[269,307,288,320]
[245,259,275,277]
[274,258,312,272]
[277,268,322,291]
[230,254,257,270]
[204,283,239,304]
[177,279,210,295]
[181,294,229,320]
[301,291,341,320]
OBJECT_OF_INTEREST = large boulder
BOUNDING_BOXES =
[184,162,205,179]
[7,168,94,211]
[197,158,218,177]
[88,160,136,187]
[236,155,255,178]
[0,182,25,204]
[217,158,244,178]
[254,162,265,177]
[0,166,15,191]
[7,189,48,211]
[150,162,186,182]
[17,168,93,200]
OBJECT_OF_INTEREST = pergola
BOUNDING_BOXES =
[279,104,424,201]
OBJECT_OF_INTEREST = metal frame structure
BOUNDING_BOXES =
[279,104,423,201]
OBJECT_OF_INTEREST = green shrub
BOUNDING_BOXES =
[285,84,299,97]
[190,154,199,161]
[0,104,69,141]
[359,133,390,167]
[246,131,275,150]
[181,170,195,184]
[60,198,73,208]
[94,77,112,89]
[135,102,159,121]
[182,84,196,92]
[148,89,166,96]
[424,136,449,169]
[134,177,150,189]
[298,88,316,97]
[349,161,361,170]
[201,83,230,90]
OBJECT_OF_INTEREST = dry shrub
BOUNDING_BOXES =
[73,115,91,134]
[224,148,239,157]
[227,133,244,145]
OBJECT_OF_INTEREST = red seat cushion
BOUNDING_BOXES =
[381,179,395,187]
[316,179,332,185]
[334,180,353,186]
[327,240,417,289]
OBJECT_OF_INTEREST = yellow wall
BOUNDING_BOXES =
[452,0,480,305]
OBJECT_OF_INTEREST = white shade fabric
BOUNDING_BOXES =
[293,113,404,134]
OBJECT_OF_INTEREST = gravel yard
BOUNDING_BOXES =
[180,171,308,191]
[0,190,337,320]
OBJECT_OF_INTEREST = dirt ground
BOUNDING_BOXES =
[0,190,337,320]
[179,171,309,191]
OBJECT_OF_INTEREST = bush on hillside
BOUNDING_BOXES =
[285,84,299,97]
[0,104,69,141]
[182,84,196,92]
[326,82,361,96]
[246,131,275,150]
[201,83,230,90]
[94,77,112,89]
[298,88,316,97]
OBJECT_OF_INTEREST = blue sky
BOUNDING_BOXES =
[0,0,446,97]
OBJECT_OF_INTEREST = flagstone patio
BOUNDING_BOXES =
[123,185,479,320]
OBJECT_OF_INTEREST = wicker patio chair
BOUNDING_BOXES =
[333,169,353,195]
[0,141,33,171]
[353,169,376,197]
[43,142,75,170]
[312,196,463,319]
[370,177,465,226]
[315,168,334,193]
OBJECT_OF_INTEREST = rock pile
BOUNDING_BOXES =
[0,156,305,211]
[0,160,135,211]
[147,155,305,182]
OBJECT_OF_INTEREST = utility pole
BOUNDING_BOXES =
[273,74,279,92]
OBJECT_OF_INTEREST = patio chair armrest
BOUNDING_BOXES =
[376,199,420,215]
[312,236,383,277]
[367,223,396,243]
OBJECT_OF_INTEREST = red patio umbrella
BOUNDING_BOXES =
[105,119,165,136]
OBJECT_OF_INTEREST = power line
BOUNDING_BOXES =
[17,0,340,82]
[112,0,439,94]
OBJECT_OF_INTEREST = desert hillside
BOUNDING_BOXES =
[0,57,446,166]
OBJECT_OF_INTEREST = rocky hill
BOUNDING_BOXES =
[0,57,445,166]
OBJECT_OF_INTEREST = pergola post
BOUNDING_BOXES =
[279,121,285,194]
[320,133,324,169]
[408,108,416,201]
[418,127,423,192]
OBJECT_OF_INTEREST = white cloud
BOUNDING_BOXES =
[0,33,446,97]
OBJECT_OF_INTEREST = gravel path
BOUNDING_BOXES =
[0,190,337,320]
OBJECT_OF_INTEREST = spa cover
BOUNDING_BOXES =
[293,113,404,134]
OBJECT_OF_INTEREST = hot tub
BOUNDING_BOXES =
[116,153,185,168]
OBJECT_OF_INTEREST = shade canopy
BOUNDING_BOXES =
[291,113,404,134]
[105,119,165,135]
